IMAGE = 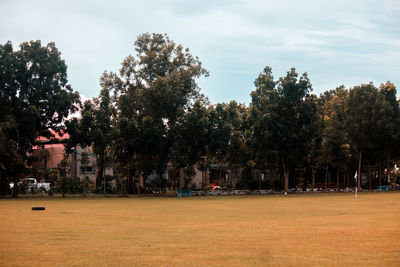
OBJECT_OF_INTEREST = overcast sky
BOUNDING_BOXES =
[1,0,399,104]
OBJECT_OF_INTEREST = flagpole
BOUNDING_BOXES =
[354,171,358,198]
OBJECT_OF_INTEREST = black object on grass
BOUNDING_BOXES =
[32,207,45,211]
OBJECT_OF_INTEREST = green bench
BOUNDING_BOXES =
[377,185,390,191]
[177,190,192,197]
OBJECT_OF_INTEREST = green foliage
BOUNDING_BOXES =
[236,166,257,190]
[150,175,167,192]
[320,86,349,169]
[208,101,249,164]
[95,175,115,194]
[0,179,11,195]
[249,66,318,191]
[54,176,95,195]
[55,176,70,196]
[171,97,210,173]
[346,83,380,151]
[3,34,400,194]
[0,40,79,196]
[206,100,250,190]
[99,33,209,192]
[65,87,114,190]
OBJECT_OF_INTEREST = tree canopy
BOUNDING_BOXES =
[2,35,400,195]
[0,40,79,196]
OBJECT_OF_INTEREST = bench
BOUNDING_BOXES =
[377,185,390,191]
[177,190,192,197]
[314,183,337,189]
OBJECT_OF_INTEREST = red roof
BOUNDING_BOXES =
[35,129,70,142]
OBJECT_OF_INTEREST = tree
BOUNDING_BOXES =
[249,67,317,192]
[377,82,399,189]
[80,152,90,196]
[66,86,114,193]
[320,86,349,190]
[0,40,79,197]
[345,83,394,189]
[249,66,278,189]
[101,33,209,193]
[170,97,210,190]
[207,103,231,168]
[204,100,250,190]
[223,101,250,189]
[37,149,51,185]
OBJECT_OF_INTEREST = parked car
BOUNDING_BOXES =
[10,178,51,193]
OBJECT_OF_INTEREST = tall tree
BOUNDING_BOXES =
[0,40,79,197]
[101,33,208,192]
[249,67,278,189]
[171,97,210,189]
[320,86,349,190]
[224,101,250,189]
[65,86,114,192]
[207,101,249,189]
[345,83,393,189]
[377,82,399,188]
[250,67,316,192]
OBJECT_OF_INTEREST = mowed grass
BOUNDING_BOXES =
[1,193,400,266]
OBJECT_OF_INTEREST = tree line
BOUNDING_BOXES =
[1,33,399,196]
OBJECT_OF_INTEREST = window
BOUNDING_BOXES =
[81,166,95,174]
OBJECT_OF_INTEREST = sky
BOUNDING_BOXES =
[1,0,399,104]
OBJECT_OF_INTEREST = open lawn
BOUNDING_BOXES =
[1,193,400,266]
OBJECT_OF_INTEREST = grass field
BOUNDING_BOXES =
[1,193,400,266]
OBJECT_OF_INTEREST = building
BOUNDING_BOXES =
[31,130,112,183]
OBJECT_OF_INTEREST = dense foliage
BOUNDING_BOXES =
[1,34,399,195]
[0,41,79,196]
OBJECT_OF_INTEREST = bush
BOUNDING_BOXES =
[55,176,71,195]
[150,176,167,193]
[190,183,199,191]
[54,176,95,195]
[0,179,11,195]
[235,167,257,190]
[95,175,115,194]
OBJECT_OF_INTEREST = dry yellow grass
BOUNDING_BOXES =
[0,193,400,266]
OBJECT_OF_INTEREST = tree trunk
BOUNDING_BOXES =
[336,168,339,191]
[83,176,86,197]
[387,150,391,190]
[374,159,378,188]
[324,162,329,192]
[272,169,275,192]
[103,160,106,196]
[96,153,105,190]
[357,150,362,189]
[293,169,296,191]
[282,158,289,192]
[218,165,222,187]
[127,158,134,194]
[73,150,77,178]
[258,171,261,194]
[378,159,382,186]
[269,170,273,191]
[179,168,184,190]
[311,163,315,193]
[201,168,205,193]
[230,167,234,191]
[138,172,142,196]
[202,157,206,193]
[114,164,127,197]
[12,176,18,198]
[367,160,372,191]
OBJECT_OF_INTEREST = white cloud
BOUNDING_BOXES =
[1,0,399,103]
